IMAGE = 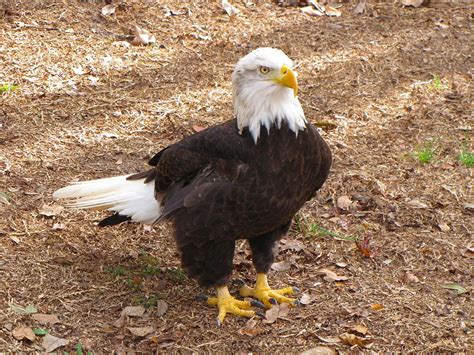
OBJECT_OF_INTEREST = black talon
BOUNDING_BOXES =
[216,319,222,327]
[293,299,301,306]
[196,295,209,302]
[250,300,266,310]
[292,286,301,293]
[256,311,266,319]
[269,298,278,305]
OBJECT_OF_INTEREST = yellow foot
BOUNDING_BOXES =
[239,273,300,308]
[200,286,264,326]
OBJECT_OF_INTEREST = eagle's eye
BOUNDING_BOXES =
[259,66,270,74]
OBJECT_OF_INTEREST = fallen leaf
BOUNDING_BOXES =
[370,303,385,311]
[301,346,336,355]
[131,25,156,46]
[12,325,36,341]
[401,0,424,7]
[121,305,146,317]
[407,199,428,209]
[150,330,183,344]
[238,319,264,337]
[52,223,65,230]
[324,5,341,17]
[278,302,290,317]
[301,6,324,16]
[155,300,168,317]
[42,334,69,352]
[355,235,379,258]
[114,305,146,327]
[353,0,366,14]
[438,223,450,232]
[316,335,341,344]
[39,204,63,217]
[318,268,349,282]
[337,196,352,210]
[352,324,368,336]
[300,293,313,305]
[339,333,373,348]
[192,125,206,132]
[263,304,279,324]
[463,203,474,211]
[32,313,60,325]
[0,192,10,205]
[101,4,116,16]
[271,259,291,272]
[441,283,467,294]
[335,262,347,268]
[404,271,419,283]
[281,240,305,252]
[222,0,240,16]
[10,304,37,315]
[127,326,154,337]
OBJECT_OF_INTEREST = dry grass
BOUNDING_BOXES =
[1,0,473,352]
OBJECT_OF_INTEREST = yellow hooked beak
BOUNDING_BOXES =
[274,64,298,97]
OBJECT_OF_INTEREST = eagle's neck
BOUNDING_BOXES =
[233,86,307,144]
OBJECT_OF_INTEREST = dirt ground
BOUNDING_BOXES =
[1,0,473,353]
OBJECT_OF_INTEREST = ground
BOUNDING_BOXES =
[0,0,472,353]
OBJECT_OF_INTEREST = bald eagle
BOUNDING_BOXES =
[53,48,332,324]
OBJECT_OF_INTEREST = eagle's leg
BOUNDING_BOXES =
[240,221,299,308]
[205,286,256,326]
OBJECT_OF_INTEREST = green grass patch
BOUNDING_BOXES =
[308,223,359,242]
[136,293,166,308]
[413,139,437,164]
[458,150,474,167]
[428,75,447,91]
[140,264,162,276]
[166,267,187,283]
[107,265,127,277]
[0,83,19,93]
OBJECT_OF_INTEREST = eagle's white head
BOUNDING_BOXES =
[232,48,307,143]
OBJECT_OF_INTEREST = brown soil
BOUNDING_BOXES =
[1,0,472,353]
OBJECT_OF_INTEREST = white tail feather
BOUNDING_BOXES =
[53,175,161,225]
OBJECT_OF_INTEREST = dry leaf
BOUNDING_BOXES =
[353,0,366,14]
[301,6,324,16]
[131,25,156,46]
[192,125,206,132]
[279,302,290,317]
[324,5,341,17]
[301,346,336,355]
[318,268,349,282]
[127,326,154,337]
[407,199,428,209]
[352,324,368,336]
[155,300,168,317]
[32,313,60,325]
[9,235,20,244]
[339,333,373,348]
[316,335,341,344]
[238,319,264,337]
[101,4,116,16]
[370,303,385,311]
[39,204,63,217]
[337,196,352,210]
[355,235,379,258]
[404,271,419,283]
[42,334,69,352]
[271,259,291,272]
[12,325,36,341]
[263,304,279,324]
[300,293,313,305]
[401,0,424,7]
[114,305,145,327]
[438,223,450,232]
[52,223,65,230]
[335,262,347,268]
[222,0,240,16]
[281,240,305,252]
